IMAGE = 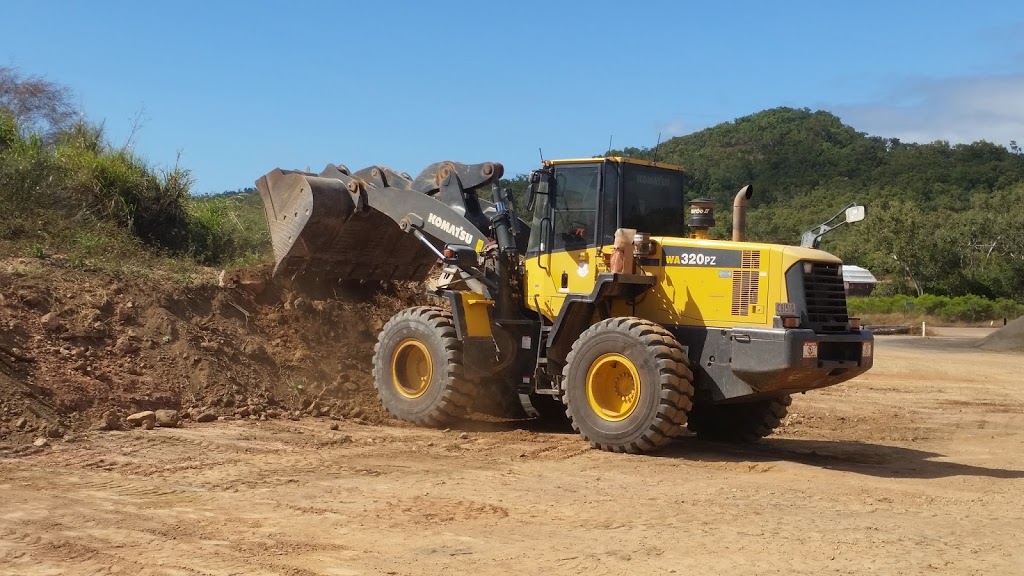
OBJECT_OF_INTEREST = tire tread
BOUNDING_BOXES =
[562,317,694,454]
[372,306,476,427]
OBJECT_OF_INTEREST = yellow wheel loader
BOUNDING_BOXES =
[255,157,873,454]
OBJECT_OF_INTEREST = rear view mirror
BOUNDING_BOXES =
[845,205,866,223]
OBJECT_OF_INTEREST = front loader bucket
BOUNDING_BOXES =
[255,167,437,282]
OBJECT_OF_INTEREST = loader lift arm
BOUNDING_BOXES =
[255,160,527,284]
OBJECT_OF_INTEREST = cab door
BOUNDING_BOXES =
[523,163,603,321]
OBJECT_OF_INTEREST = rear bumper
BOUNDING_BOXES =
[729,328,873,395]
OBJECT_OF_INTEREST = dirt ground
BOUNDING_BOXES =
[1,330,1022,576]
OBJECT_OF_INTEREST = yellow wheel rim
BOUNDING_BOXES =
[391,339,433,399]
[586,353,641,421]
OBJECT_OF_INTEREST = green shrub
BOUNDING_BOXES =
[0,110,271,268]
[0,120,55,213]
[186,192,271,266]
[849,294,1024,323]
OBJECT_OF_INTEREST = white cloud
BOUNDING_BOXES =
[833,74,1024,146]
[656,118,688,138]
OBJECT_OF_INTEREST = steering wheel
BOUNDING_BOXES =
[569,221,588,239]
[559,221,589,247]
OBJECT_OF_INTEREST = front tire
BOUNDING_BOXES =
[562,318,694,454]
[372,306,475,426]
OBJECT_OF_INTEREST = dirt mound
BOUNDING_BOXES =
[0,258,427,449]
[976,316,1024,352]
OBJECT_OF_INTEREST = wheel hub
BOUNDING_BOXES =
[391,339,432,399]
[586,353,640,421]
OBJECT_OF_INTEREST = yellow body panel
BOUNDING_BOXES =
[524,247,603,319]
[629,237,770,327]
[780,245,841,269]
[457,292,494,337]
[524,237,841,330]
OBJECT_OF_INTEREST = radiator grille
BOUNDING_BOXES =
[803,263,849,332]
[731,250,761,316]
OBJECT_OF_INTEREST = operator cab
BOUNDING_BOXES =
[526,157,687,255]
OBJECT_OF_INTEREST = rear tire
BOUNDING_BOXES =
[562,317,694,454]
[372,306,475,426]
[686,395,792,442]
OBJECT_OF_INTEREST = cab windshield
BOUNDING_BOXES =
[621,164,686,237]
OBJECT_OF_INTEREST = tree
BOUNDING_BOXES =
[0,67,77,137]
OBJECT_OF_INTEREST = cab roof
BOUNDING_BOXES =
[543,156,684,172]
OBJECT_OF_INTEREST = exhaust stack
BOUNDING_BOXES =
[732,185,753,242]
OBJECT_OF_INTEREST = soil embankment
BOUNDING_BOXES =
[0,258,421,452]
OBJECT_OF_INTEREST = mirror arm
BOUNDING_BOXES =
[820,202,856,229]
[800,202,863,248]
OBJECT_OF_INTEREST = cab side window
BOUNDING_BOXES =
[552,165,600,251]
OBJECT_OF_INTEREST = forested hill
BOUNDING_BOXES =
[607,107,1024,300]
[614,107,1024,206]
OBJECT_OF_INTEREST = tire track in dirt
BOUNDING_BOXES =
[2,480,326,576]
[381,496,510,527]
[3,335,1024,576]
[0,526,155,576]
[37,451,221,478]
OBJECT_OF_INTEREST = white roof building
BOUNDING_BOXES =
[842,265,877,284]
[842,265,877,296]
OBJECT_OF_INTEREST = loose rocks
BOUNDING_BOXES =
[39,312,62,331]
[126,411,156,427]
[196,412,218,423]
[154,409,180,428]
[114,336,140,355]
[95,410,122,431]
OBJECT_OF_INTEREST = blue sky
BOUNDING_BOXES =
[3,1,1023,193]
